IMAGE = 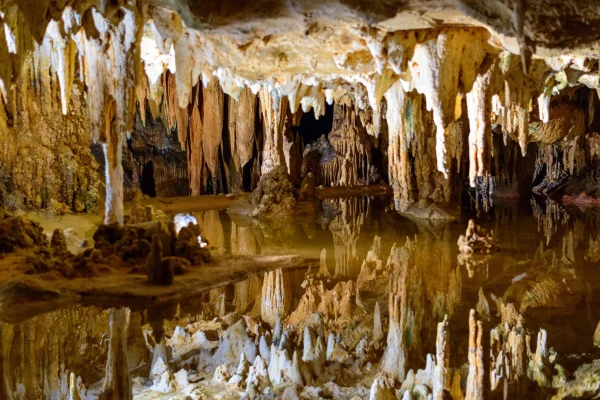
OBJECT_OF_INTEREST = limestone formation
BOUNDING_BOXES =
[465,310,484,400]
[3,2,600,400]
[103,308,132,399]
[261,268,292,326]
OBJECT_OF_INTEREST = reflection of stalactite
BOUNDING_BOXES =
[195,210,225,249]
[234,275,263,314]
[231,220,258,256]
[381,239,419,382]
[531,198,570,244]
[261,269,292,326]
[0,307,109,399]
[103,308,132,399]
[327,197,369,277]
[418,226,463,320]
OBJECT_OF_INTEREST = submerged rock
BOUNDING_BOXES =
[400,199,458,221]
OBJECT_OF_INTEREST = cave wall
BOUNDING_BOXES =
[0,56,99,213]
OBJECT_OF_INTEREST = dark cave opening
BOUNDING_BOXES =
[296,103,334,144]
[141,161,156,197]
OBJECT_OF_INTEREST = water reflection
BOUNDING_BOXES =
[2,196,600,398]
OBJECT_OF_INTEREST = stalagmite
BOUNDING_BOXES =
[103,308,132,399]
[369,375,396,400]
[246,356,270,397]
[259,87,289,174]
[302,326,325,376]
[528,328,551,386]
[228,353,250,388]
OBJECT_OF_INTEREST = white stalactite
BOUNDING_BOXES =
[466,60,496,187]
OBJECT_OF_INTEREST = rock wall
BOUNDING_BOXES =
[0,57,99,213]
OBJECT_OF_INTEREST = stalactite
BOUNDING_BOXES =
[259,87,289,175]
[408,29,487,178]
[189,102,204,196]
[236,88,258,174]
[79,4,143,143]
[43,19,77,115]
[78,3,144,224]
[384,80,414,211]
[466,59,497,187]
[103,120,124,225]
[203,79,225,183]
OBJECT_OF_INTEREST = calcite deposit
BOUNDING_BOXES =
[3,1,600,399]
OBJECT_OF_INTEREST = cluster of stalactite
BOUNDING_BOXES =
[305,103,379,187]
[0,54,100,213]
[3,2,600,223]
[0,307,148,399]
[120,102,189,199]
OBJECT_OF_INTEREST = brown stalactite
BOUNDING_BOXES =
[189,102,204,196]
[202,79,224,184]
[103,101,124,225]
[385,80,414,211]
[237,88,258,172]
[259,87,289,175]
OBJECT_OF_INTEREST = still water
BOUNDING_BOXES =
[1,195,599,399]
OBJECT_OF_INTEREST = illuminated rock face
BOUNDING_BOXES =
[2,0,600,218]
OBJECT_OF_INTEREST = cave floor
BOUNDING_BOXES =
[2,193,600,399]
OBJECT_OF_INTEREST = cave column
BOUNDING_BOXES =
[259,87,289,175]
